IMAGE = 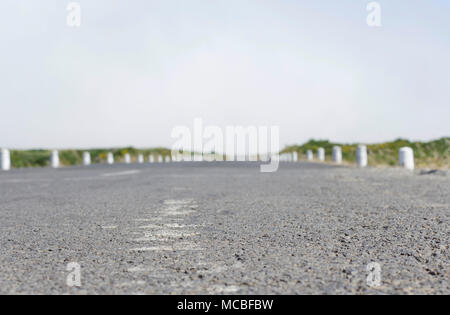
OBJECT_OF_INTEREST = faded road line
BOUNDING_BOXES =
[101,170,141,177]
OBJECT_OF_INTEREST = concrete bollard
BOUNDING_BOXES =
[183,152,192,162]
[50,150,59,168]
[1,148,11,171]
[107,152,114,165]
[157,155,163,163]
[172,153,181,162]
[399,147,414,170]
[124,153,131,164]
[149,155,155,163]
[137,154,144,164]
[194,153,203,162]
[317,148,325,162]
[332,146,342,164]
[285,153,290,162]
[82,152,91,166]
[306,150,313,161]
[259,154,270,163]
[356,145,368,167]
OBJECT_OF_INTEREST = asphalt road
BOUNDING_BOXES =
[0,162,448,294]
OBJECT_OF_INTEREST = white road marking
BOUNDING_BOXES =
[137,223,196,229]
[101,225,118,229]
[133,217,183,222]
[133,230,198,242]
[133,218,158,222]
[133,236,171,242]
[207,285,240,294]
[154,230,198,238]
[102,170,141,177]
[137,224,162,229]
[127,198,204,287]
[131,246,175,252]
[163,209,196,216]
[165,223,199,228]
[0,179,52,184]
[173,241,203,251]
[118,280,146,287]
[163,199,195,205]
[127,266,149,273]
[131,242,202,252]
[63,176,99,181]
[233,262,245,269]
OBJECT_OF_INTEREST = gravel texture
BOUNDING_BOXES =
[0,162,448,294]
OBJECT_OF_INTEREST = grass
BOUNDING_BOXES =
[9,148,172,168]
[281,137,450,169]
[6,137,449,169]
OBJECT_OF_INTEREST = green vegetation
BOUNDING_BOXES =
[9,147,172,168]
[10,150,52,168]
[281,137,450,169]
[7,137,449,169]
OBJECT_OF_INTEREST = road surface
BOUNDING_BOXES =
[0,162,448,294]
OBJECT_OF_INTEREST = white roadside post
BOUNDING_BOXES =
[137,154,144,164]
[183,152,192,162]
[124,153,131,164]
[50,150,60,168]
[194,153,203,162]
[172,153,180,162]
[82,152,91,166]
[260,153,269,163]
[1,149,11,171]
[317,148,325,162]
[306,150,313,161]
[332,146,342,164]
[398,147,414,170]
[165,156,171,163]
[157,155,163,163]
[292,151,298,162]
[149,155,155,163]
[107,152,114,165]
[356,145,368,168]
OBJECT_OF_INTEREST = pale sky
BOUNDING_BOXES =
[1,0,449,149]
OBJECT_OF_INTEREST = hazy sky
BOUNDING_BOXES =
[1,0,449,149]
